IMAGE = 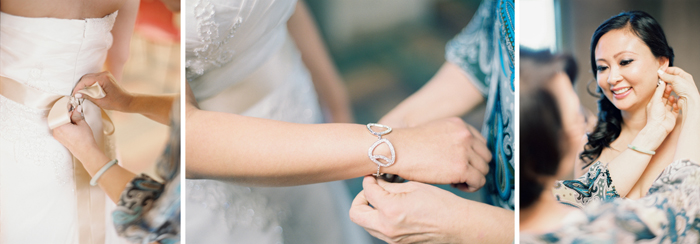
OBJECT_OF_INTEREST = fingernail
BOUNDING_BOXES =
[658,69,664,75]
[75,93,83,99]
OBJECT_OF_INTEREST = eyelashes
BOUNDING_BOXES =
[620,59,634,66]
[596,59,634,73]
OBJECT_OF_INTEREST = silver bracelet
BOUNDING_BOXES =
[628,144,656,155]
[367,123,395,176]
[90,159,118,186]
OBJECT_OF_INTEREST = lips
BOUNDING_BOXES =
[611,86,632,99]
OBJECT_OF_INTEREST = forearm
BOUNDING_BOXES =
[125,94,176,125]
[606,128,665,197]
[456,200,514,244]
[676,99,700,163]
[288,1,353,123]
[380,62,483,127]
[74,147,137,203]
[186,110,383,186]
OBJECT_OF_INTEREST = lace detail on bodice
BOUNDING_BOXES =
[186,0,243,81]
[186,180,289,230]
[0,96,73,185]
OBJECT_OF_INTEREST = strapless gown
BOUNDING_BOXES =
[0,11,125,244]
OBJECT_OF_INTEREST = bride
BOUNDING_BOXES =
[0,0,138,243]
[185,0,491,243]
[574,11,685,201]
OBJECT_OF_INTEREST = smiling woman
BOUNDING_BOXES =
[577,11,682,200]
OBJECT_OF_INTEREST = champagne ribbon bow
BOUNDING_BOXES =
[0,76,112,244]
[47,82,115,135]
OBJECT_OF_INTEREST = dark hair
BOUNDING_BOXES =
[580,11,675,167]
[520,48,577,208]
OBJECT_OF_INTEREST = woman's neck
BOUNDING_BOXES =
[621,104,648,134]
[520,187,578,233]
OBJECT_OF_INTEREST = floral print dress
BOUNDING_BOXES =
[523,159,700,243]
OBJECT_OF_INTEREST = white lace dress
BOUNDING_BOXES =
[185,0,370,243]
[0,11,125,244]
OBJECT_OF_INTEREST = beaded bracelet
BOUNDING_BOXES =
[367,123,395,176]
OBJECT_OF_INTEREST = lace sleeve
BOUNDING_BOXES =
[552,161,620,208]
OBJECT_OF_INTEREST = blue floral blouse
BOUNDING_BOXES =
[523,160,700,243]
[112,100,181,244]
[445,0,514,210]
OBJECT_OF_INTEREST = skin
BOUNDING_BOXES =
[52,72,177,203]
[288,1,354,123]
[186,81,491,188]
[348,61,513,243]
[184,4,492,187]
[575,28,681,199]
[1,0,139,82]
[523,66,700,234]
[350,176,513,244]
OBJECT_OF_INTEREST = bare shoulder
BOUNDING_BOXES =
[1,0,125,19]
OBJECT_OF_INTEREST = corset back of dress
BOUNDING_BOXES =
[0,11,116,95]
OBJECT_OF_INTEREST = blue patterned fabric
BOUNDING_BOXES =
[446,0,514,210]
[553,161,620,208]
[112,99,181,244]
[523,160,700,243]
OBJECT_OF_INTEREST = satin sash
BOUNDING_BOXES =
[0,76,114,244]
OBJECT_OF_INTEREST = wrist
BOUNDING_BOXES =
[363,123,401,176]
[120,93,137,113]
[633,127,666,151]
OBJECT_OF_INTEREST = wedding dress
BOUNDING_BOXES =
[0,11,125,244]
[185,0,370,243]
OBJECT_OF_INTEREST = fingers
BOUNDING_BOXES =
[467,149,490,176]
[375,178,413,194]
[466,124,486,144]
[73,73,102,96]
[471,140,493,164]
[69,108,84,124]
[362,176,390,207]
[349,190,380,230]
[658,68,684,86]
[652,79,667,101]
[460,163,486,192]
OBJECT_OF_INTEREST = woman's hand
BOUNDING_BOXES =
[384,117,491,191]
[643,78,679,142]
[349,176,513,244]
[659,67,700,110]
[51,109,101,161]
[72,71,134,112]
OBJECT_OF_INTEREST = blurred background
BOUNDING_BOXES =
[116,0,180,179]
[521,0,700,127]
[305,1,487,238]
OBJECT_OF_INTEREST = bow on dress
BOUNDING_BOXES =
[0,76,115,244]
[47,82,115,134]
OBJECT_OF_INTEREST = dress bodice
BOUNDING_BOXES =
[185,0,297,100]
[0,11,117,95]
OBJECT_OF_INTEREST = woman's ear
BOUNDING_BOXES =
[658,57,670,70]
